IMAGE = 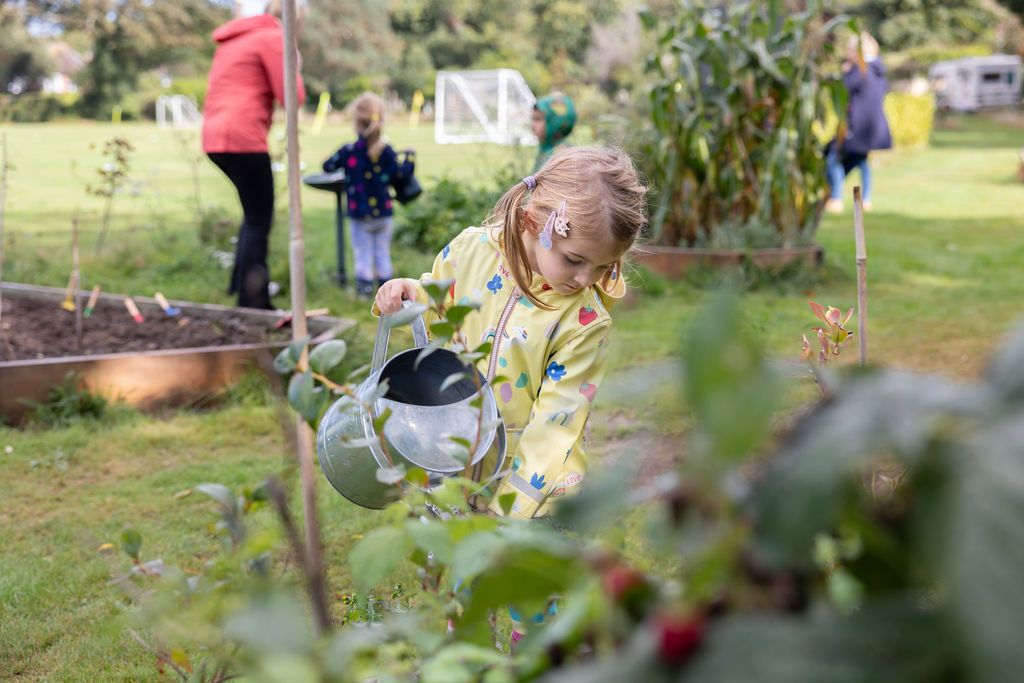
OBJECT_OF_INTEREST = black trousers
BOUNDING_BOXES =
[207,152,275,309]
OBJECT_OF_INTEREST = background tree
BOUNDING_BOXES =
[299,0,401,105]
[25,0,228,118]
[0,4,53,91]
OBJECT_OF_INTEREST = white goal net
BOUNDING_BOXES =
[156,95,203,129]
[434,69,536,145]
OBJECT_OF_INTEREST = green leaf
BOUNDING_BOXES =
[752,371,988,567]
[196,483,238,516]
[372,406,392,434]
[430,320,455,339]
[385,303,428,329]
[287,371,326,423]
[985,322,1024,403]
[459,545,582,644]
[681,600,948,683]
[451,532,505,585]
[405,518,454,564]
[309,339,347,375]
[414,339,445,371]
[222,593,314,655]
[375,464,406,485]
[273,346,296,374]
[444,303,480,327]
[422,278,455,305]
[439,372,467,394]
[498,492,516,517]
[120,528,142,561]
[349,526,413,597]
[420,643,507,683]
[946,414,1024,683]
[287,335,311,363]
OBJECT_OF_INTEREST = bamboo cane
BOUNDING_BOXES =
[0,131,7,327]
[282,0,331,636]
[853,186,868,365]
[72,214,83,351]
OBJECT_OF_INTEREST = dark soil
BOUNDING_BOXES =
[0,297,291,361]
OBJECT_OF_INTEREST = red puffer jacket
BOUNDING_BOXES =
[202,14,306,153]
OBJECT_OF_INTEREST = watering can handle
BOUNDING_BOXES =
[371,299,429,374]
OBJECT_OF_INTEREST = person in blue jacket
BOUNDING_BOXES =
[323,92,412,297]
[825,33,893,213]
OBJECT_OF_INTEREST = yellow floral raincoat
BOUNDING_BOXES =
[401,226,624,518]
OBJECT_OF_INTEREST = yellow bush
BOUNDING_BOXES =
[884,92,935,148]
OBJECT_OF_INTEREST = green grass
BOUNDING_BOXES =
[3,114,1024,679]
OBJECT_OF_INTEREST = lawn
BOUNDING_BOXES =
[2,113,1023,679]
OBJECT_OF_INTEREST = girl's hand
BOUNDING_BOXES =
[375,278,420,314]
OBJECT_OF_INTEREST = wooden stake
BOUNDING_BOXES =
[853,186,868,365]
[72,214,83,351]
[0,131,7,327]
[282,0,330,636]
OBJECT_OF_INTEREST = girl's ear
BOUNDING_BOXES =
[520,207,539,235]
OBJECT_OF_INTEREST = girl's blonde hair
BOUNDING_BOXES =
[350,92,386,160]
[489,146,648,308]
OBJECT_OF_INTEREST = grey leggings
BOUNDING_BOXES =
[350,216,394,282]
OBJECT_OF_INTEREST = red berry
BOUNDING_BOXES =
[601,566,646,601]
[654,613,705,665]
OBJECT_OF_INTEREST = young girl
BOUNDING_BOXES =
[323,92,408,297]
[531,92,577,173]
[375,146,647,519]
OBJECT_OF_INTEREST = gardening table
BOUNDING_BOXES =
[302,170,348,286]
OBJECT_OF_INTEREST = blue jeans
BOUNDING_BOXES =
[826,147,871,202]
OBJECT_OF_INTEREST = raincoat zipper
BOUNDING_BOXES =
[486,286,522,382]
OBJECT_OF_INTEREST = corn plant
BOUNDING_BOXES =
[641,1,854,247]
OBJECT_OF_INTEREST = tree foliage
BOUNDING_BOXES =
[22,0,228,117]
[298,0,401,104]
[0,4,53,90]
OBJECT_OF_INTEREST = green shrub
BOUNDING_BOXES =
[167,76,208,108]
[394,160,527,253]
[0,93,79,122]
[21,372,108,428]
[884,92,936,148]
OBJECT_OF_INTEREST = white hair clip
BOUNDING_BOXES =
[539,200,568,250]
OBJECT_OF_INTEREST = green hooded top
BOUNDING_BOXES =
[533,92,577,172]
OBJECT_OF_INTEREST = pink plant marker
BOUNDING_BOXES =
[123,296,144,323]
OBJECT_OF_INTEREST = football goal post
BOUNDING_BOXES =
[434,69,536,145]
[156,95,203,129]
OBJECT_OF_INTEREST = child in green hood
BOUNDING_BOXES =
[531,92,577,172]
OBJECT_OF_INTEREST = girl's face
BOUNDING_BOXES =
[531,109,546,141]
[522,208,627,294]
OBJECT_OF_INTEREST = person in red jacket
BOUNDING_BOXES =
[203,0,306,309]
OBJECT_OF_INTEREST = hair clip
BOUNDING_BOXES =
[552,200,569,237]
[522,175,537,190]
[539,200,568,250]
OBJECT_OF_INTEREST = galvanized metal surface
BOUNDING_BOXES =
[0,282,354,425]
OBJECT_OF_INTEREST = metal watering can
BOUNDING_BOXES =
[316,304,506,509]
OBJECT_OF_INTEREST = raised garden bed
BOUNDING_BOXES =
[0,282,353,425]
[633,244,824,279]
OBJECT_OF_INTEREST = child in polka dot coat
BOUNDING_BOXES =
[323,92,413,297]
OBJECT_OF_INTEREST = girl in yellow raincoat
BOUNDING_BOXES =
[375,146,648,519]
